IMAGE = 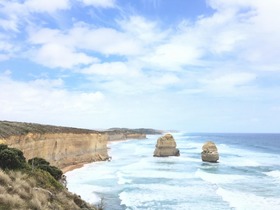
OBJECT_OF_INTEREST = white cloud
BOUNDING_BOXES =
[155,74,181,86]
[200,72,256,94]
[118,16,168,45]
[0,40,13,52]
[138,0,280,73]
[80,0,116,8]
[0,18,20,32]
[141,42,203,71]
[86,71,181,95]
[0,54,9,61]
[207,0,280,69]
[70,26,142,56]
[0,33,18,61]
[31,78,64,88]
[2,0,280,98]
[25,0,70,13]
[28,28,96,68]
[27,23,143,69]
[202,72,256,87]
[0,0,71,33]
[207,0,255,11]
[0,1,26,32]
[0,75,105,126]
[28,28,62,45]
[137,8,247,71]
[81,62,133,76]
[32,43,97,69]
[79,60,181,94]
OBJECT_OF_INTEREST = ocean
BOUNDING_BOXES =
[65,133,280,210]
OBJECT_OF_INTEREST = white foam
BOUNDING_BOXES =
[120,168,195,180]
[119,184,216,209]
[264,170,280,181]
[217,144,280,167]
[116,172,132,185]
[217,187,280,210]
[66,134,280,209]
[195,169,246,184]
[221,158,261,167]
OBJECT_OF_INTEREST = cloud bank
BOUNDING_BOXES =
[0,0,280,132]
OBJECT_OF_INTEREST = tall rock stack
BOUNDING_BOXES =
[153,134,180,157]
[201,141,219,162]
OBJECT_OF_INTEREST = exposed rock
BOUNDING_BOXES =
[201,141,219,162]
[153,134,180,157]
[0,121,162,170]
[0,121,109,169]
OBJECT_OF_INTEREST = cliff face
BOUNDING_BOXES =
[108,132,146,141]
[1,132,109,169]
[0,121,109,169]
[0,121,162,170]
[107,128,162,141]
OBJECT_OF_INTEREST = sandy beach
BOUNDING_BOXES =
[62,162,88,173]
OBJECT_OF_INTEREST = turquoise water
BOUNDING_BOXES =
[66,133,280,210]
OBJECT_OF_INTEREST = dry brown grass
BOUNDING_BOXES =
[0,186,6,194]
[0,170,98,210]
[0,193,25,209]
[0,170,11,185]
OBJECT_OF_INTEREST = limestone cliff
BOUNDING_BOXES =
[107,128,162,141]
[0,121,109,169]
[107,131,146,141]
[0,121,163,170]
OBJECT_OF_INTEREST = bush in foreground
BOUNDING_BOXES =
[0,144,99,210]
[28,157,63,180]
[0,169,97,210]
[0,145,26,170]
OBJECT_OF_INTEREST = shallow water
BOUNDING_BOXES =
[66,133,280,210]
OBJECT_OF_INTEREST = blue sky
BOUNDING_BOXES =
[1,0,280,132]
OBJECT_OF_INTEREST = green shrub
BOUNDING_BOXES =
[0,144,8,151]
[0,148,26,170]
[28,169,63,191]
[28,157,63,181]
[0,145,26,170]
[28,157,49,166]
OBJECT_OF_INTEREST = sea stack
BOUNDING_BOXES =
[153,134,180,157]
[201,141,219,162]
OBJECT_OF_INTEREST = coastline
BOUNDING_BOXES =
[63,139,140,173]
[62,162,88,173]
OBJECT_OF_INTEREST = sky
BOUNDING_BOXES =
[0,0,280,132]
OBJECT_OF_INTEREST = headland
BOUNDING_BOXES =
[0,121,162,172]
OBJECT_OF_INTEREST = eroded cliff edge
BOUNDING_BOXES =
[0,121,109,170]
[0,121,163,171]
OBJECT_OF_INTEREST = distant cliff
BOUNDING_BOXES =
[0,121,163,170]
[106,128,163,141]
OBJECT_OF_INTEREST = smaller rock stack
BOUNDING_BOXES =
[201,141,219,162]
[153,134,180,157]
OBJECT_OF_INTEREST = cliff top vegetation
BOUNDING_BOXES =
[107,128,163,135]
[0,120,163,139]
[0,121,100,138]
[0,144,100,210]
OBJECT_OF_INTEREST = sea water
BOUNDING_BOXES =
[65,133,280,210]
